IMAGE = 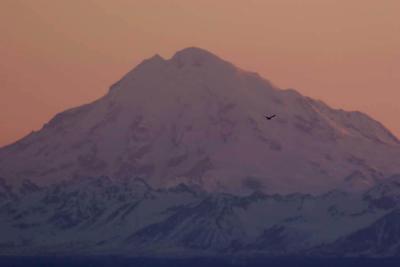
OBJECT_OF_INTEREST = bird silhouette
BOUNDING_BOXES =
[265,114,276,120]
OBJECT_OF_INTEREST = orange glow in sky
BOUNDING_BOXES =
[1,0,399,146]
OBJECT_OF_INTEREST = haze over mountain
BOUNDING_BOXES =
[0,47,399,194]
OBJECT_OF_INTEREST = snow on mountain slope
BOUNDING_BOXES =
[0,177,17,204]
[0,176,397,256]
[0,47,399,194]
[314,209,400,257]
[363,174,400,210]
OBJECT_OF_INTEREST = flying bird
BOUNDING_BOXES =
[265,114,276,120]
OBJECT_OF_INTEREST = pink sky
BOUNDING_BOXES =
[1,0,399,146]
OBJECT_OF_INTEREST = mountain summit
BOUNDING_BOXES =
[0,47,399,194]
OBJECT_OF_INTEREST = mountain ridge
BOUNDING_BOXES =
[1,175,400,256]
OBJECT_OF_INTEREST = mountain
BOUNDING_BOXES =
[0,47,399,194]
[0,176,399,256]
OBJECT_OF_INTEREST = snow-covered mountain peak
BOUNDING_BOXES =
[1,47,400,194]
[118,47,235,88]
[171,47,224,65]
